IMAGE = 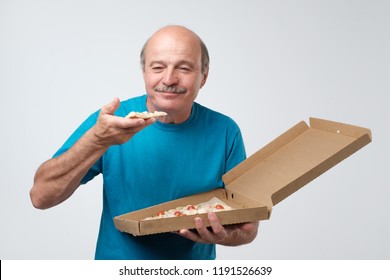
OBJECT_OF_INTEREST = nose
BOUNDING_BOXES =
[162,68,178,86]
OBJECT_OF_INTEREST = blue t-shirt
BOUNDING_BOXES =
[54,95,246,259]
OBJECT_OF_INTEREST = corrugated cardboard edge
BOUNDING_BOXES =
[310,117,372,139]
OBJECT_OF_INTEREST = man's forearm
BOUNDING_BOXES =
[30,128,107,209]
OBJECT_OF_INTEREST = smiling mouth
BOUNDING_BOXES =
[154,86,187,94]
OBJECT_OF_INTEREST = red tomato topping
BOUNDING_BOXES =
[174,211,183,217]
[156,210,165,217]
[187,205,196,210]
[215,204,224,210]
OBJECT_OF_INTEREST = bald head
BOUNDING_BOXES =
[140,26,210,74]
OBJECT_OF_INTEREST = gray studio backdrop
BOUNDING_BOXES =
[1,0,389,259]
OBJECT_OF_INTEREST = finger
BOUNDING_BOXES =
[207,211,224,235]
[142,117,157,126]
[101,97,120,116]
[119,116,155,130]
[178,229,200,242]
[224,221,259,237]
[194,217,214,242]
[239,222,255,232]
[239,221,258,232]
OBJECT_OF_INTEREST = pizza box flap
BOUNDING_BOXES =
[223,117,372,212]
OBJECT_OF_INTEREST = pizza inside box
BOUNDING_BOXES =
[114,117,372,236]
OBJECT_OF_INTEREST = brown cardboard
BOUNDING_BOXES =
[114,117,372,236]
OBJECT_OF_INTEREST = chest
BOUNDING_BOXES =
[102,126,228,209]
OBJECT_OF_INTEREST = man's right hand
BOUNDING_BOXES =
[30,97,155,209]
[90,97,156,147]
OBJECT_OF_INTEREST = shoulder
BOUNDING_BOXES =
[194,102,240,131]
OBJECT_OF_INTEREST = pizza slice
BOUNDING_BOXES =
[143,198,232,220]
[125,111,168,119]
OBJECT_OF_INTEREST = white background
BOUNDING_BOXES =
[1,0,389,259]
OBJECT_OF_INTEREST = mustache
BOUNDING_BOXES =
[154,86,187,94]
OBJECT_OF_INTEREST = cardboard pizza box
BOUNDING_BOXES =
[113,117,372,236]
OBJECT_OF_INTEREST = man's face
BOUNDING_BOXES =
[143,27,208,123]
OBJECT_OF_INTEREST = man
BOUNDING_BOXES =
[30,25,259,259]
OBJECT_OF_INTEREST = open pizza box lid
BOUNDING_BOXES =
[114,117,372,236]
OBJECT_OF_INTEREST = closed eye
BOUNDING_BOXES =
[178,67,190,72]
[151,66,164,72]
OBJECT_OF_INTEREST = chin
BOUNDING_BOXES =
[149,98,177,111]
[148,91,194,112]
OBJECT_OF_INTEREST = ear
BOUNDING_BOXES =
[200,68,209,88]
[142,68,148,87]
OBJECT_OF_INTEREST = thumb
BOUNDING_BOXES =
[101,97,120,116]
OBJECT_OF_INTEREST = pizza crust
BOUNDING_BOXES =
[125,111,168,119]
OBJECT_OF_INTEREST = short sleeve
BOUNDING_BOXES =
[53,111,102,185]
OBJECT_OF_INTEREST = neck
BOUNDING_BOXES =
[157,111,191,124]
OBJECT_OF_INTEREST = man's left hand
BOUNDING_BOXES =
[178,211,259,246]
